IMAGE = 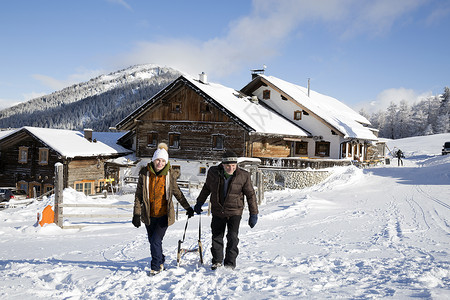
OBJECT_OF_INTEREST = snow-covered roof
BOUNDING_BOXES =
[183,75,309,137]
[0,127,131,158]
[246,75,378,140]
[0,130,14,139]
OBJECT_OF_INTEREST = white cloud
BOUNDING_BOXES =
[32,68,106,91]
[354,87,432,114]
[113,0,343,79]
[114,0,428,82]
[340,0,425,38]
[105,0,132,11]
[425,2,450,25]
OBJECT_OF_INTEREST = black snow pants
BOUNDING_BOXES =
[210,215,241,268]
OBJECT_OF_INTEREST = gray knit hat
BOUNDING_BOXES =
[222,150,238,164]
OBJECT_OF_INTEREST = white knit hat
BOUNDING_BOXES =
[152,143,169,163]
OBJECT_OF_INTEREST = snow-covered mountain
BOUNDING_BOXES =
[0,64,182,131]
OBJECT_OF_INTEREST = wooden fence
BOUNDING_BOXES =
[53,163,134,229]
[52,160,263,229]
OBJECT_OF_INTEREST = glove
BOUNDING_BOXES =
[186,207,195,218]
[194,203,203,214]
[132,215,141,228]
[248,214,258,228]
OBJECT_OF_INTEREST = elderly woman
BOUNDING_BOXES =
[132,143,194,275]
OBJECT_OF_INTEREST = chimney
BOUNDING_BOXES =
[199,72,207,84]
[307,78,310,97]
[251,95,259,103]
[251,65,267,80]
[84,128,93,142]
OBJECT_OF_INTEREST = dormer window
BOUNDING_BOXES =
[172,102,181,113]
[201,102,211,113]
[263,90,270,100]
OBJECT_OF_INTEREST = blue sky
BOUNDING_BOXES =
[1,0,449,113]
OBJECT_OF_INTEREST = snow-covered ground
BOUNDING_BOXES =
[1,134,449,299]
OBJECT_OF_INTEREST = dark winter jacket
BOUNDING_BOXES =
[196,164,259,218]
[134,162,191,226]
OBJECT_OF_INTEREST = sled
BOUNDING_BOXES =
[177,214,203,266]
[39,205,54,227]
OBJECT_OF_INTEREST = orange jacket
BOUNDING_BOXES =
[134,162,190,226]
[147,167,167,218]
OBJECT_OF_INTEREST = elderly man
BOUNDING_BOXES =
[194,151,259,270]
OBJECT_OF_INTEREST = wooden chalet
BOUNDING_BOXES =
[115,74,310,165]
[0,127,132,197]
[241,74,380,162]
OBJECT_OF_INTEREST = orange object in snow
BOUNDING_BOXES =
[39,205,54,226]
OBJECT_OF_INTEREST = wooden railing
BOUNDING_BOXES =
[258,157,352,169]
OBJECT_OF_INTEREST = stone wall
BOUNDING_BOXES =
[261,168,331,190]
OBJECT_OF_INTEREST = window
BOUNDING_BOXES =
[38,148,49,165]
[294,110,302,120]
[212,134,224,150]
[74,180,95,195]
[171,102,181,113]
[315,141,330,157]
[29,182,41,197]
[43,184,53,194]
[147,132,158,147]
[263,90,270,99]
[169,133,180,149]
[201,103,212,121]
[200,102,211,113]
[18,146,28,163]
[97,179,108,193]
[294,141,308,156]
[18,181,28,194]
[83,182,92,195]
[199,167,207,175]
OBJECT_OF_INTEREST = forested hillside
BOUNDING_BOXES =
[0,65,182,131]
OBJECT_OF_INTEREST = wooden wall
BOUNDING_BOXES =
[135,85,248,161]
[0,134,58,195]
[66,159,106,188]
[249,138,291,157]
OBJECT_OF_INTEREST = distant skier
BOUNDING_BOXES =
[396,149,404,166]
